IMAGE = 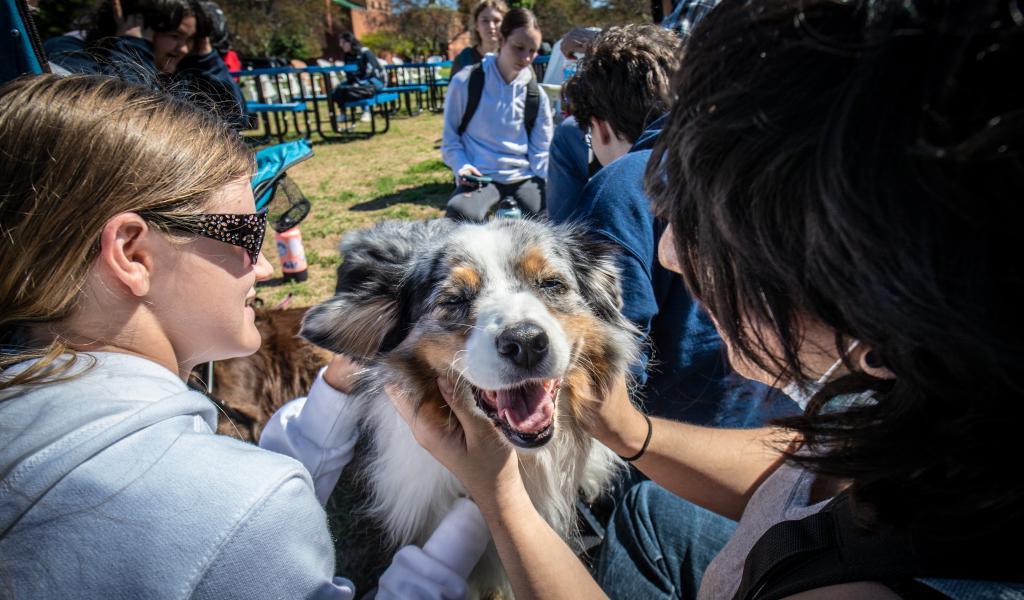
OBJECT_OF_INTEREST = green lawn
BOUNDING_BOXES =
[255,112,449,307]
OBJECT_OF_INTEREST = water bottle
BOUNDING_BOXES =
[275,227,309,282]
[562,60,577,83]
[494,196,522,219]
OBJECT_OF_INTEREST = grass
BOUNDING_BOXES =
[254,112,449,307]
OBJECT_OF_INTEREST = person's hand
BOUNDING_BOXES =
[386,377,523,502]
[456,165,484,187]
[560,28,600,58]
[112,0,152,41]
[322,354,364,395]
[192,36,214,56]
[576,373,650,459]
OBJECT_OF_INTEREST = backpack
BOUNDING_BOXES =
[457,62,541,138]
[733,490,1024,600]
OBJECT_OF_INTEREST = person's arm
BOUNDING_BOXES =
[177,38,249,129]
[527,87,554,179]
[559,27,601,58]
[259,356,362,505]
[585,376,789,520]
[440,74,474,178]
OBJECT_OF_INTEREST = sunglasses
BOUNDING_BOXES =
[142,212,268,264]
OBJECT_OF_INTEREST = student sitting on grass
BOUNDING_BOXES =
[441,7,553,222]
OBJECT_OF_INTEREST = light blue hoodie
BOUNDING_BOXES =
[441,54,554,183]
[0,352,351,599]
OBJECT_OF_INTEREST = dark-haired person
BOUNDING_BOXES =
[44,0,248,129]
[451,0,507,76]
[555,24,793,425]
[388,0,1024,598]
[441,7,553,222]
[330,31,386,124]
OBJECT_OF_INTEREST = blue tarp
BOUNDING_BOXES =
[253,138,314,211]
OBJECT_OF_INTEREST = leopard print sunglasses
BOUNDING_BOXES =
[142,212,268,263]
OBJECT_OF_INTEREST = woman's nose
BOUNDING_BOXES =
[254,253,274,281]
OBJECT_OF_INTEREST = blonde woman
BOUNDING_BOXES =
[451,0,507,75]
[0,75,485,599]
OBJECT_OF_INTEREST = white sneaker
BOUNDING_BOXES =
[360,110,372,123]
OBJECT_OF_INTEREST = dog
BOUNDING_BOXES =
[301,218,640,596]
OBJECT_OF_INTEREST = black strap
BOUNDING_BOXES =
[457,63,541,137]
[458,64,485,136]
[733,490,1023,600]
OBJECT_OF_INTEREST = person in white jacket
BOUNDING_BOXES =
[0,73,485,599]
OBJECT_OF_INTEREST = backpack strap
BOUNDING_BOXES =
[525,73,541,138]
[458,63,485,136]
[733,490,1023,600]
[457,64,542,137]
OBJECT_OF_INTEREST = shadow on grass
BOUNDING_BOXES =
[349,181,451,211]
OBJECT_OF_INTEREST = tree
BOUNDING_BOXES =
[391,0,459,58]
[221,0,332,59]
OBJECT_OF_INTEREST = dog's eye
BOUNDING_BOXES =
[440,294,470,306]
[538,278,567,293]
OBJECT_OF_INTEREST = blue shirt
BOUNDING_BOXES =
[553,116,796,425]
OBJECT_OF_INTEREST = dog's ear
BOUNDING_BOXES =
[301,219,454,359]
[563,225,636,331]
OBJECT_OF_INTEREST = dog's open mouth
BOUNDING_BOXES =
[471,379,561,449]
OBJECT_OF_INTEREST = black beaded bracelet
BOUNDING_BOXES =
[618,412,653,462]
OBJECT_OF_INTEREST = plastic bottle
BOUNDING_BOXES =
[494,196,522,219]
[275,227,308,282]
[562,61,577,83]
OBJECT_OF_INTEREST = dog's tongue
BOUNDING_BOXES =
[497,380,556,433]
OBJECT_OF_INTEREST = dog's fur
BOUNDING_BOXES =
[302,218,639,596]
[192,307,332,442]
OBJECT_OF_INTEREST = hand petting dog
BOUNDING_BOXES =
[386,377,521,508]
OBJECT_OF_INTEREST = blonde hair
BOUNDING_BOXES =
[469,0,507,48]
[0,74,253,390]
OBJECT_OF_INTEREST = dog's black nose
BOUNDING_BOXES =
[496,322,549,369]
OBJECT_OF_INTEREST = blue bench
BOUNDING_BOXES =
[338,92,400,136]
[246,101,307,113]
[381,85,429,116]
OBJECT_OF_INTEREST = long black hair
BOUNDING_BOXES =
[648,0,1024,541]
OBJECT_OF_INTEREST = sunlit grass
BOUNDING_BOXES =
[255,112,449,307]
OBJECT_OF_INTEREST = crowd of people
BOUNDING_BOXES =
[2,0,1023,598]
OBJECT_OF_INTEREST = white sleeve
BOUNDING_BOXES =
[376,498,491,600]
[259,367,360,505]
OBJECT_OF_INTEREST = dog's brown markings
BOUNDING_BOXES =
[386,343,457,424]
[554,311,618,425]
[449,266,481,292]
[516,246,556,283]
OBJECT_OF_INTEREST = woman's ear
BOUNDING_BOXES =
[97,212,155,297]
[857,346,897,380]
